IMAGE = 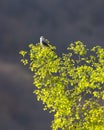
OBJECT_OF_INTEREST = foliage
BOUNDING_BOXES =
[19,41,104,130]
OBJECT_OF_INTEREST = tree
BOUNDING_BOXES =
[19,41,104,130]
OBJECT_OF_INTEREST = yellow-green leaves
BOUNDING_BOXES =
[20,41,104,130]
[19,50,27,57]
[20,59,28,65]
[67,41,88,56]
[19,50,28,65]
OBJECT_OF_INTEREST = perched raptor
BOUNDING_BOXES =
[40,36,49,47]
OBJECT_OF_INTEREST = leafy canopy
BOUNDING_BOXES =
[19,41,104,130]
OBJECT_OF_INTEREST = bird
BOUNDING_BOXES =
[40,36,49,47]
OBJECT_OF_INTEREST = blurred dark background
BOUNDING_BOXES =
[0,0,104,130]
